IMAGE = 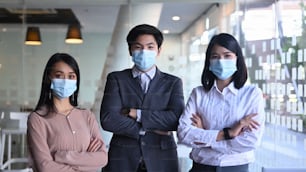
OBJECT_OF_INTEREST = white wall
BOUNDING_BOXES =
[0,27,111,111]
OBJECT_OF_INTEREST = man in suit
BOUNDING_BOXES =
[100,24,185,172]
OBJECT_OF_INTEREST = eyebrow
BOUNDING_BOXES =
[211,51,234,55]
[224,51,234,54]
[54,71,76,74]
[133,42,155,46]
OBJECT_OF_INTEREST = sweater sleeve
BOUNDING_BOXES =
[27,113,78,172]
[53,110,108,171]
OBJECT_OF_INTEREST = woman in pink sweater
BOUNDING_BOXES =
[27,53,108,172]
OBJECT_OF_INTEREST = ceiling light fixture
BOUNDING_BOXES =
[65,24,83,44]
[25,26,42,45]
[163,30,170,34]
[172,16,180,21]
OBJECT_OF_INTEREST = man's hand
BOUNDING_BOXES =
[128,108,137,119]
[121,108,137,120]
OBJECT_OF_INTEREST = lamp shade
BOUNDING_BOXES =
[25,27,42,45]
[65,25,83,44]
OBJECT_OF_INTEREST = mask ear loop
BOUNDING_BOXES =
[49,90,52,100]
[71,93,74,102]
[48,75,53,101]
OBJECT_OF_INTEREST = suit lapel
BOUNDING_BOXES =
[124,68,163,100]
[146,68,163,93]
[125,70,145,99]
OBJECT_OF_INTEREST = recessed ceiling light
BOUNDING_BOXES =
[163,30,169,34]
[172,16,180,21]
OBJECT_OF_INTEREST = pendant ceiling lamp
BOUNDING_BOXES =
[65,24,83,44]
[25,27,42,45]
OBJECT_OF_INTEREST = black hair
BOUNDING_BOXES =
[34,53,80,112]
[201,33,248,91]
[126,24,163,53]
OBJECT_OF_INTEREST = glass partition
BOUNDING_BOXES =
[243,0,306,170]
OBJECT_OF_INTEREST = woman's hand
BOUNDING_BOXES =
[87,137,103,152]
[190,113,208,145]
[230,113,260,138]
[191,113,205,129]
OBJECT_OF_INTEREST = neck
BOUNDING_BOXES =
[53,98,74,115]
[216,78,232,92]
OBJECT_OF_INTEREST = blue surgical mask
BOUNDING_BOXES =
[209,59,237,80]
[51,79,77,99]
[132,50,157,71]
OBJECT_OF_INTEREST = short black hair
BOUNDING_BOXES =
[126,24,163,49]
[201,33,248,91]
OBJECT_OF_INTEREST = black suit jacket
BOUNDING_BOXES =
[100,68,184,172]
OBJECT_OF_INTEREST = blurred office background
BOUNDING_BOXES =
[0,0,306,171]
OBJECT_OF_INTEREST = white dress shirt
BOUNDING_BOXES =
[177,81,265,166]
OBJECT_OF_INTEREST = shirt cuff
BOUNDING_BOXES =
[139,128,146,135]
[192,129,219,148]
[136,109,142,122]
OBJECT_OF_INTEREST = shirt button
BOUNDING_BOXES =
[141,141,146,146]
[72,131,76,134]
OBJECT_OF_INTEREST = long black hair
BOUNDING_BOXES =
[201,33,248,91]
[34,53,80,112]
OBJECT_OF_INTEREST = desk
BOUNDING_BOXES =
[262,167,306,172]
[0,128,28,170]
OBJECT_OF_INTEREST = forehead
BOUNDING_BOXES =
[211,44,234,54]
[51,61,74,73]
[133,34,157,45]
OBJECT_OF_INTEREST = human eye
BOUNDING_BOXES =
[68,74,77,80]
[148,45,155,50]
[225,55,231,59]
[132,44,142,50]
[147,43,157,49]
[210,55,219,59]
[54,73,64,79]
[225,53,236,59]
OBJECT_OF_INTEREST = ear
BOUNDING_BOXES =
[128,47,132,56]
[48,75,53,81]
[157,47,162,56]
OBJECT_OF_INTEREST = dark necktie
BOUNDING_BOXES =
[139,74,148,93]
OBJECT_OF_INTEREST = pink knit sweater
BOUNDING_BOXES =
[27,107,108,172]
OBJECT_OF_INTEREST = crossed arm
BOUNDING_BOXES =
[191,113,260,142]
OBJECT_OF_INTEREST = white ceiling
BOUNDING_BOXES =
[0,0,230,34]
